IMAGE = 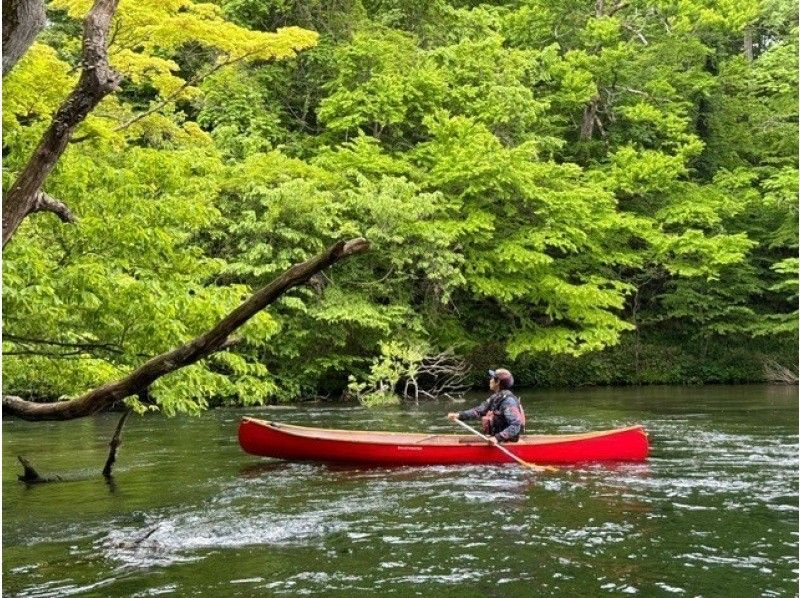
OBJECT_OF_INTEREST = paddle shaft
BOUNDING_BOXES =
[451,417,544,471]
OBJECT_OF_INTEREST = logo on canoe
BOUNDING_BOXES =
[397,446,423,451]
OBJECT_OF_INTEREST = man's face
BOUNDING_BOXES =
[489,377,498,392]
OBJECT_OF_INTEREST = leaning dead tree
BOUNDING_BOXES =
[3,238,370,421]
[401,349,471,401]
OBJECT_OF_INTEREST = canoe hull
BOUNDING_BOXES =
[238,419,649,465]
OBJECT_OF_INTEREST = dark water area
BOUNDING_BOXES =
[3,385,798,596]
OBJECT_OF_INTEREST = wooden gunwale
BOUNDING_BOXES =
[241,417,647,446]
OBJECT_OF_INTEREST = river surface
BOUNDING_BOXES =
[2,385,798,596]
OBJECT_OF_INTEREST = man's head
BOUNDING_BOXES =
[488,368,514,391]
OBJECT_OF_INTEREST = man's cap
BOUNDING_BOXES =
[488,368,514,388]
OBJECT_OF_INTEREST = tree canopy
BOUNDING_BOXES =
[3,0,797,412]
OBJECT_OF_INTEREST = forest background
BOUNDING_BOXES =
[3,0,797,415]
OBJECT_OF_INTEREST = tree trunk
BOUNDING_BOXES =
[2,0,46,77]
[581,97,600,140]
[743,29,754,62]
[2,0,121,248]
[2,237,369,421]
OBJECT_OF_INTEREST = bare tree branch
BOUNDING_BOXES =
[2,0,121,248]
[3,333,241,360]
[400,349,470,402]
[72,48,266,143]
[3,238,370,421]
[102,408,131,477]
[111,52,251,134]
[762,357,798,384]
[30,191,78,223]
[622,23,649,45]
[3,334,120,351]
[608,1,629,16]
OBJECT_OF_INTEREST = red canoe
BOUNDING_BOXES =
[238,418,649,465]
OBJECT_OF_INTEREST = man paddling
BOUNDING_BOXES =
[447,368,525,445]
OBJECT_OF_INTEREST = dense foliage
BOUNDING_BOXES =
[3,0,797,411]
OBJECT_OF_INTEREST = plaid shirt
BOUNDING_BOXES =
[458,390,526,441]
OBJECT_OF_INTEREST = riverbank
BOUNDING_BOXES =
[510,333,798,387]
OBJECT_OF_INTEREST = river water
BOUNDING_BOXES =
[2,385,798,596]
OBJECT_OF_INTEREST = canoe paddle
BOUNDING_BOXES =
[450,417,556,472]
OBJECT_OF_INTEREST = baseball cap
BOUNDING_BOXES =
[488,368,514,388]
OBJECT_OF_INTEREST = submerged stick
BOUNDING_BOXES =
[102,408,131,478]
[17,456,62,483]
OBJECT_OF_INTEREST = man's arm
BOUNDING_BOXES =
[458,398,492,420]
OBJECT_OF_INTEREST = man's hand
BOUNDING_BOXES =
[446,412,459,421]
[488,436,500,446]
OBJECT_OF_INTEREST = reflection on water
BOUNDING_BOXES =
[3,385,798,596]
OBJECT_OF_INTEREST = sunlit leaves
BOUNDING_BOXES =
[3,0,796,408]
[43,0,317,146]
[1,43,74,137]
[2,143,280,411]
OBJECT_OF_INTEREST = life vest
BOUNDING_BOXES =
[481,390,525,440]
